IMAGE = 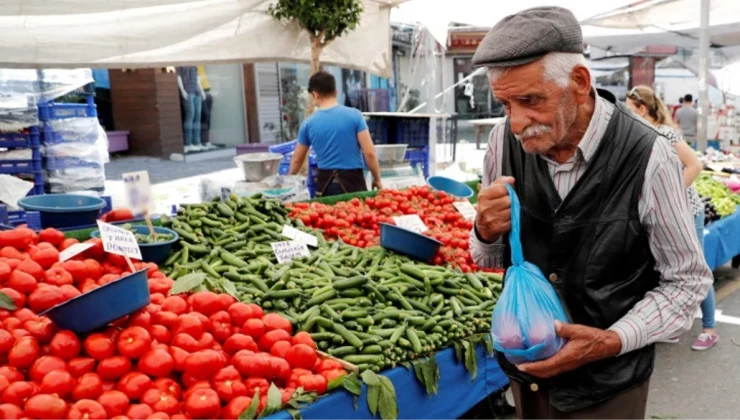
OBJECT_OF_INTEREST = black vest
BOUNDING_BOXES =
[498,90,661,411]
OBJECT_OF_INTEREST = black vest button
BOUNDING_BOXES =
[548,273,558,282]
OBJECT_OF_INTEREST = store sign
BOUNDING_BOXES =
[122,171,152,215]
[393,215,428,234]
[453,201,477,221]
[271,241,311,264]
[59,243,94,262]
[281,225,319,247]
[96,221,143,260]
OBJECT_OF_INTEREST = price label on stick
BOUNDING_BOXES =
[59,243,94,262]
[393,215,428,234]
[122,171,152,215]
[271,241,311,264]
[281,225,319,247]
[453,200,477,221]
[96,221,143,261]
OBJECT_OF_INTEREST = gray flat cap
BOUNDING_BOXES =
[472,6,583,68]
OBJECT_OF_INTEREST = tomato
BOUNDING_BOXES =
[117,372,153,400]
[245,303,264,319]
[128,310,153,328]
[267,356,291,381]
[320,369,347,383]
[0,288,25,309]
[6,270,38,294]
[221,396,252,420]
[138,349,175,378]
[147,277,174,296]
[72,372,104,400]
[189,291,221,316]
[173,314,204,339]
[98,390,130,418]
[0,375,8,395]
[27,286,66,313]
[59,284,81,301]
[8,336,40,369]
[116,326,152,359]
[291,332,315,349]
[231,350,267,378]
[149,325,172,344]
[0,329,13,352]
[67,399,107,419]
[16,258,44,281]
[126,404,154,420]
[3,381,39,406]
[153,378,183,400]
[97,274,120,286]
[147,411,170,419]
[168,346,190,372]
[61,260,89,283]
[24,394,69,419]
[195,332,215,351]
[0,365,23,382]
[40,369,75,397]
[0,403,23,419]
[211,366,246,403]
[257,329,291,352]
[243,377,269,397]
[317,359,343,372]
[97,356,132,381]
[209,311,233,342]
[241,318,265,340]
[29,355,66,382]
[184,388,221,419]
[269,341,292,359]
[150,293,166,305]
[141,388,180,415]
[262,313,292,334]
[30,248,59,270]
[67,357,96,378]
[161,296,188,315]
[83,333,115,361]
[284,344,317,370]
[223,334,258,355]
[183,349,224,380]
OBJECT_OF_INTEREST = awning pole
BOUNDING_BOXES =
[698,0,710,152]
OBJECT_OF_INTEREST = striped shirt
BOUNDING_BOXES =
[470,94,712,355]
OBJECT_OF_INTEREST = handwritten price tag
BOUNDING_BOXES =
[392,215,428,234]
[96,221,143,260]
[271,241,311,264]
[122,171,152,215]
[453,201,477,220]
[281,225,319,247]
[59,243,94,262]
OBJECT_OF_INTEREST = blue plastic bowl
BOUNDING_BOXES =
[379,223,442,262]
[40,270,150,334]
[18,194,106,229]
[91,226,179,264]
[427,176,474,198]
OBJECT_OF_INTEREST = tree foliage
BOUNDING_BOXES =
[268,0,364,48]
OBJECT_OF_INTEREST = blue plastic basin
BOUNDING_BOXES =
[379,223,442,262]
[18,194,106,228]
[427,176,474,198]
[40,270,150,334]
[91,226,179,264]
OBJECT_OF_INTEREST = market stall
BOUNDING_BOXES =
[704,206,740,270]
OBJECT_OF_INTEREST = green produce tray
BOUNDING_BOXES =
[309,180,481,204]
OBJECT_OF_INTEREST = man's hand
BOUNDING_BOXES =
[516,321,623,378]
[475,176,515,242]
[372,179,383,190]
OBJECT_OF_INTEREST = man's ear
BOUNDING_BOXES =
[570,65,592,105]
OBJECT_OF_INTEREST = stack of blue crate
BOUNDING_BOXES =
[270,140,319,198]
[0,126,44,196]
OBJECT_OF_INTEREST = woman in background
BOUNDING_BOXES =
[626,85,718,351]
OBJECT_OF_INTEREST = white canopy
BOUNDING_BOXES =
[0,0,399,77]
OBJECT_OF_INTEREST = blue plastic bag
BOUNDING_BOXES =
[491,184,568,365]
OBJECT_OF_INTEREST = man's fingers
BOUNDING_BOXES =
[554,321,584,340]
[493,176,516,186]
[517,354,563,378]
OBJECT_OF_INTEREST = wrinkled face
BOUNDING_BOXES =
[491,60,578,155]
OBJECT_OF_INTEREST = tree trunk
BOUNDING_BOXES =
[305,37,323,118]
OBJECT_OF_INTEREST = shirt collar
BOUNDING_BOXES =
[576,88,607,163]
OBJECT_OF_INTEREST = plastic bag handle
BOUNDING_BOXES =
[505,184,523,266]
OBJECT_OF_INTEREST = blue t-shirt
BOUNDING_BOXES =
[297,106,368,170]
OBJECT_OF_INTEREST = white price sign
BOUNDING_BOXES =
[122,171,152,215]
[281,225,319,247]
[59,243,94,262]
[392,215,428,234]
[453,201,477,220]
[271,241,311,264]
[96,221,143,260]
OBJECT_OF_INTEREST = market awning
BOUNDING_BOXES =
[0,0,402,78]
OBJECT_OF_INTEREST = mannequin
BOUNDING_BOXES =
[198,66,216,150]
[177,66,206,153]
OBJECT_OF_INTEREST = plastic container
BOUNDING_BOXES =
[427,176,474,198]
[375,144,408,164]
[40,270,150,334]
[90,225,178,264]
[0,126,40,149]
[268,140,298,154]
[233,152,283,182]
[379,223,442,262]
[17,194,106,228]
[38,102,97,121]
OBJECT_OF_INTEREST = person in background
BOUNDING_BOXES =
[289,71,382,197]
[626,86,718,350]
[177,66,206,153]
[672,96,683,122]
[197,65,217,150]
[676,93,699,144]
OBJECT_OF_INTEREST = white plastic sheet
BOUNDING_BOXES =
[0,0,398,78]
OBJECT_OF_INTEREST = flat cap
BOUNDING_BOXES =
[472,6,583,68]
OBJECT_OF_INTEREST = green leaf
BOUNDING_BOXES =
[0,291,17,311]
[483,334,494,356]
[258,383,283,418]
[289,387,318,404]
[328,373,346,391]
[239,389,260,420]
[170,272,206,295]
[454,342,464,363]
[412,358,440,397]
[377,376,399,420]
[367,383,380,416]
[463,341,478,381]
[287,408,302,420]
[361,370,381,386]
[342,372,362,396]
[220,278,238,297]
[400,361,412,370]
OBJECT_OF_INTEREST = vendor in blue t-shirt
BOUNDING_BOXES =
[289,71,382,197]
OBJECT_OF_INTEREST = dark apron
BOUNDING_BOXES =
[316,169,367,197]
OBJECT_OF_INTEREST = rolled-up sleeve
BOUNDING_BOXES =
[608,137,712,354]
[470,123,507,269]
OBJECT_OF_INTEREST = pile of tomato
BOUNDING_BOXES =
[288,186,482,272]
[0,227,346,419]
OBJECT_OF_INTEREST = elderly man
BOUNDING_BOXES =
[469,7,711,419]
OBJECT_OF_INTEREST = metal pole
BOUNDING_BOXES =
[409,67,486,113]
[697,0,710,152]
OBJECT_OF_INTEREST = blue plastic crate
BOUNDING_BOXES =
[394,119,429,147]
[278,161,290,176]
[367,119,389,145]
[42,129,98,145]
[404,146,428,162]
[45,156,103,171]
[269,140,298,154]
[38,102,97,121]
[2,208,42,230]
[0,126,40,149]
[0,159,42,175]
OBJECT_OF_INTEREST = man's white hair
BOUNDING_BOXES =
[487,52,587,88]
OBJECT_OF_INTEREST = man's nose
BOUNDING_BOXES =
[509,110,531,136]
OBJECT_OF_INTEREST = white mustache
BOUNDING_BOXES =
[514,124,551,141]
